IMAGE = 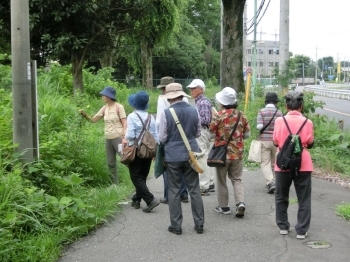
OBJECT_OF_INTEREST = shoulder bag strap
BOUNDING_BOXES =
[260,109,278,134]
[169,108,192,152]
[225,111,241,147]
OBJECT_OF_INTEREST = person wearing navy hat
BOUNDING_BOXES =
[124,91,160,213]
[79,86,127,184]
[256,92,283,194]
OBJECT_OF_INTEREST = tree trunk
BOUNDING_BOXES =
[221,0,246,93]
[99,53,113,68]
[71,51,84,92]
[141,41,153,88]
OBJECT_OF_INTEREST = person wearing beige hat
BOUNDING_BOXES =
[158,83,205,235]
[155,77,189,204]
[187,79,215,196]
[209,87,251,218]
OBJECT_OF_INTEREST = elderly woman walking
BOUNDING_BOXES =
[209,87,251,217]
[123,91,160,213]
[273,91,314,239]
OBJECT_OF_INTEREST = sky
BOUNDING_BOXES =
[246,0,350,62]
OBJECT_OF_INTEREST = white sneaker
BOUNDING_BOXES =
[280,228,291,235]
[296,232,308,239]
[214,206,231,215]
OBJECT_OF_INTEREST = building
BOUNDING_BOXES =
[244,40,280,78]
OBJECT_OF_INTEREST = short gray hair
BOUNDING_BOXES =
[284,91,304,110]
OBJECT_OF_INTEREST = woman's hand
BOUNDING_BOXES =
[79,110,92,122]
[122,137,128,147]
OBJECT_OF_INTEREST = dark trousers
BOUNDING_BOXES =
[275,171,312,235]
[166,161,204,229]
[128,155,154,205]
[163,171,188,200]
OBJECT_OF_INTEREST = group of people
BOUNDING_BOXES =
[79,79,314,240]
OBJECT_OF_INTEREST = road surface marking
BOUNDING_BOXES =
[323,107,350,117]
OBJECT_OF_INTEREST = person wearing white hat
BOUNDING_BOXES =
[187,79,215,196]
[156,77,189,204]
[159,83,205,235]
[209,87,251,218]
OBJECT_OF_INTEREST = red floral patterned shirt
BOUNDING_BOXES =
[209,109,250,160]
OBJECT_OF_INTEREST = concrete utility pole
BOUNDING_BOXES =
[278,0,289,91]
[251,0,258,100]
[11,0,34,161]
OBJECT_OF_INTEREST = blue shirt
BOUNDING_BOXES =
[125,110,159,146]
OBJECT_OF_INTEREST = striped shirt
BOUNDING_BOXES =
[257,104,283,141]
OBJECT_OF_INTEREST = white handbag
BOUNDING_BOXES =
[248,140,262,163]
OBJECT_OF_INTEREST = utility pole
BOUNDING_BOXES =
[220,0,223,88]
[251,0,257,100]
[315,46,321,84]
[257,28,266,79]
[278,0,289,91]
[11,0,34,161]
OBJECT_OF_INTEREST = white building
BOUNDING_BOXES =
[244,40,280,77]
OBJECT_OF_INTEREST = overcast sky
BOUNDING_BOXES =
[245,0,350,61]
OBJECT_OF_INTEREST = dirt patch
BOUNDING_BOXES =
[313,167,350,189]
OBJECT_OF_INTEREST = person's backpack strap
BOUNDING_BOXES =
[296,118,308,135]
[102,104,121,122]
[282,116,292,135]
[135,113,151,144]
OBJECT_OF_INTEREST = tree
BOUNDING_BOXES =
[30,0,140,92]
[221,0,246,93]
[125,0,184,88]
[0,0,11,57]
[153,19,207,79]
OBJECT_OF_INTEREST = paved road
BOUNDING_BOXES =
[59,169,350,262]
[313,96,350,131]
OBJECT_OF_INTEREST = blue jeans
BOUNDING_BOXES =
[163,170,188,200]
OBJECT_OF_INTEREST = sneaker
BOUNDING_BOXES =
[267,181,276,194]
[209,184,215,192]
[235,202,245,217]
[200,189,210,196]
[194,225,204,234]
[296,232,308,239]
[214,206,232,215]
[142,198,160,213]
[181,195,189,203]
[160,197,168,204]
[280,228,291,235]
[131,201,140,209]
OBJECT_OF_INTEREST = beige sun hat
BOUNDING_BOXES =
[157,76,174,89]
[163,83,190,100]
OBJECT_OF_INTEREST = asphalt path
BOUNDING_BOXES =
[59,169,350,262]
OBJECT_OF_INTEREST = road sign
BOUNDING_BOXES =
[246,67,252,74]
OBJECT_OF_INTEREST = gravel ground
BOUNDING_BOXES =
[313,167,350,189]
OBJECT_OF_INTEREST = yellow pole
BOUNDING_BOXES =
[244,73,252,112]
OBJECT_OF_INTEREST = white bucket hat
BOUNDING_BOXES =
[215,87,237,105]
[163,83,190,100]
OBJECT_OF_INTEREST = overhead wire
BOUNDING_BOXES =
[244,0,271,35]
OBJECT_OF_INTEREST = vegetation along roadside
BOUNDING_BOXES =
[1,65,349,261]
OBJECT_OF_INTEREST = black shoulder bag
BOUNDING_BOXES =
[207,111,242,167]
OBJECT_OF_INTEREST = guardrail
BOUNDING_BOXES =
[305,85,350,100]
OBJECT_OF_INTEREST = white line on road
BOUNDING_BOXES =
[323,107,350,117]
